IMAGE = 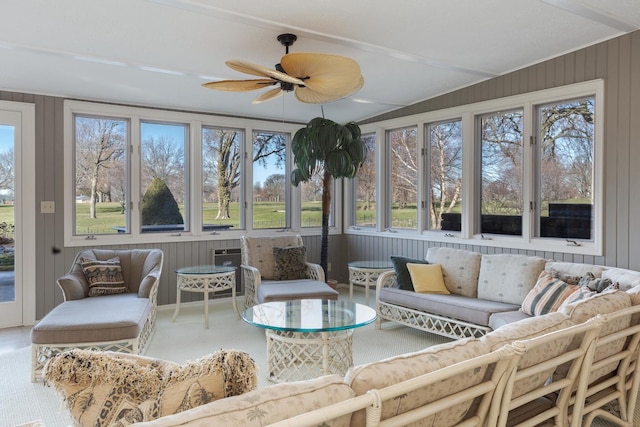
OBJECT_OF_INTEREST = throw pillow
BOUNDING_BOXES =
[390,256,428,291]
[520,270,579,316]
[81,256,127,296]
[273,246,307,280]
[406,263,450,294]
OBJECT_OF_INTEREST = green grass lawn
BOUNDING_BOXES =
[0,201,425,234]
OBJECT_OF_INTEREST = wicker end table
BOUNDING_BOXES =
[242,299,376,383]
[348,260,393,306]
[172,265,239,329]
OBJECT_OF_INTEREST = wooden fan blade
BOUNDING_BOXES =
[226,60,304,85]
[293,87,343,104]
[252,87,284,104]
[202,79,275,92]
[294,75,364,104]
[280,53,363,97]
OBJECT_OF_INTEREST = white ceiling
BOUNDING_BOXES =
[1,0,639,124]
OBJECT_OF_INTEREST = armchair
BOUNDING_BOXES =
[30,248,163,381]
[240,235,338,308]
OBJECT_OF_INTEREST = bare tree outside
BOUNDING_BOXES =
[428,120,462,230]
[202,127,241,220]
[355,133,376,227]
[0,148,13,191]
[74,117,126,220]
[389,127,418,228]
[537,97,594,239]
[481,110,524,217]
[252,131,287,229]
[141,124,185,203]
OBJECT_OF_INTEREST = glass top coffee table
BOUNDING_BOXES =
[242,299,376,382]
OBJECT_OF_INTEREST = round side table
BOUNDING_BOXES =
[348,260,393,306]
[172,265,239,329]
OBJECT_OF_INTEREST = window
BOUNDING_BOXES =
[65,100,303,246]
[73,115,128,235]
[354,133,377,228]
[479,109,524,236]
[202,126,243,230]
[352,79,603,255]
[536,97,595,240]
[140,121,188,233]
[427,120,462,232]
[252,130,288,229]
[388,126,418,230]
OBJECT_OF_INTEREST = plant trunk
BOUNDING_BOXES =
[320,170,332,279]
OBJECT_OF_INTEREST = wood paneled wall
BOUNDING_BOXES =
[2,30,639,320]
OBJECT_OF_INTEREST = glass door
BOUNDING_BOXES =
[0,111,20,327]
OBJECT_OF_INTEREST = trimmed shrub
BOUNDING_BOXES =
[141,178,184,226]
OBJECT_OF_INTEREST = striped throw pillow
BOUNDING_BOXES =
[520,270,579,316]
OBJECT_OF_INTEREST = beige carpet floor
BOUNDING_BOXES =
[1,286,637,426]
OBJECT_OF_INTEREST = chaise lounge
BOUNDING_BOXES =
[30,248,163,381]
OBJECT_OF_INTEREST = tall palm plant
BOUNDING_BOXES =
[291,117,367,279]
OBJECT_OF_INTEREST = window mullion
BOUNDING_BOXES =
[129,118,141,236]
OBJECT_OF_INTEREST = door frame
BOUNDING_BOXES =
[0,100,36,326]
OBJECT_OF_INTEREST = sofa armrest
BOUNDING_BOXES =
[241,264,261,308]
[376,270,397,299]
[138,265,162,299]
[56,272,89,301]
[305,262,325,282]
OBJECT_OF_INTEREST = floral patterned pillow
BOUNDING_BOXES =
[81,256,127,296]
[273,246,307,280]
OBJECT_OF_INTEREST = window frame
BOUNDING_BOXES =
[349,79,604,256]
[63,100,328,247]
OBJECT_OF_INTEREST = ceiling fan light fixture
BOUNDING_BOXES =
[202,33,364,105]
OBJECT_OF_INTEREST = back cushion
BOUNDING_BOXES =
[345,338,489,426]
[241,235,302,280]
[426,247,481,297]
[602,267,640,291]
[544,261,605,279]
[477,254,546,304]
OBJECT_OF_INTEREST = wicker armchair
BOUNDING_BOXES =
[240,235,337,309]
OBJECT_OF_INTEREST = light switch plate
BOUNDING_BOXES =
[41,201,55,214]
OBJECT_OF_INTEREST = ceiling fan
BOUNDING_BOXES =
[202,33,364,104]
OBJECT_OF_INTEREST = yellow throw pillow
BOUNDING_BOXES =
[406,263,450,294]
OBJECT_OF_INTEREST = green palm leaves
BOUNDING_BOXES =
[291,117,367,186]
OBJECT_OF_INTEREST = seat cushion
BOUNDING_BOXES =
[379,287,519,327]
[256,280,338,303]
[488,310,531,330]
[31,293,151,344]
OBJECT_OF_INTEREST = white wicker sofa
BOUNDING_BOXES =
[376,246,640,339]
[30,248,164,381]
[115,282,640,426]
